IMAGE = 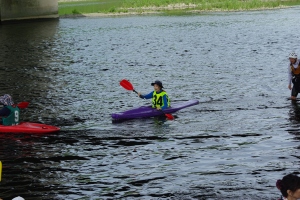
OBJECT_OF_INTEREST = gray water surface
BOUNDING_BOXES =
[0,7,300,200]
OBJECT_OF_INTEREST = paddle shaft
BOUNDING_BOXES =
[0,161,2,182]
[0,102,29,109]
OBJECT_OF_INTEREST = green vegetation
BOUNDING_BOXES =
[58,0,300,16]
[58,0,124,15]
[72,9,81,14]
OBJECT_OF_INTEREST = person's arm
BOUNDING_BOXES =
[288,64,292,90]
[0,107,10,117]
[161,95,169,110]
[139,91,153,99]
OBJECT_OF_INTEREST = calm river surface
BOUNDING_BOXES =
[1,6,300,200]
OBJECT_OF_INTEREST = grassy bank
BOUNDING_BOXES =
[58,0,300,16]
[58,0,124,15]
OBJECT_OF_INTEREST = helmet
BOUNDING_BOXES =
[289,52,297,59]
[0,94,14,106]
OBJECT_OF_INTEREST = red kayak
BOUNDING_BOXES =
[0,102,60,134]
[0,122,60,134]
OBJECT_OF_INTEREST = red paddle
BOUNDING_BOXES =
[120,79,174,120]
[120,79,138,94]
[17,102,29,109]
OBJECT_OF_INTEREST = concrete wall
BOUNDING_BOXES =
[0,0,2,21]
[1,0,58,22]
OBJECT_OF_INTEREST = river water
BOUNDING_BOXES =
[0,6,300,200]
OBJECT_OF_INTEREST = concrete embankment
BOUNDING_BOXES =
[0,0,58,23]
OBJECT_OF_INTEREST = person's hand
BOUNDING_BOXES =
[288,84,292,90]
[138,92,141,97]
[156,107,161,110]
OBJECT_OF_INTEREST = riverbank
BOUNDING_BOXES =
[58,0,300,17]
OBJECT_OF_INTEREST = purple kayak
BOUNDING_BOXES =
[111,99,199,120]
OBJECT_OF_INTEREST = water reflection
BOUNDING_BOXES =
[0,20,59,122]
[0,20,60,200]
[287,100,300,144]
[288,100,300,122]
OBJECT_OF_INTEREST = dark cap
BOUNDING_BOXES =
[151,80,163,88]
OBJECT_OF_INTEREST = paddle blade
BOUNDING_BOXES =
[165,113,174,120]
[17,102,29,109]
[120,79,134,91]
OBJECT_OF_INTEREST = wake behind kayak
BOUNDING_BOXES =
[111,99,199,121]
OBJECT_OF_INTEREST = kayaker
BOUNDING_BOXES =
[276,173,300,200]
[138,80,170,110]
[0,94,20,125]
[288,52,300,100]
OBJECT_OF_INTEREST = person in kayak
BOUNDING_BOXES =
[138,80,170,110]
[276,173,300,200]
[288,52,300,100]
[0,94,20,125]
